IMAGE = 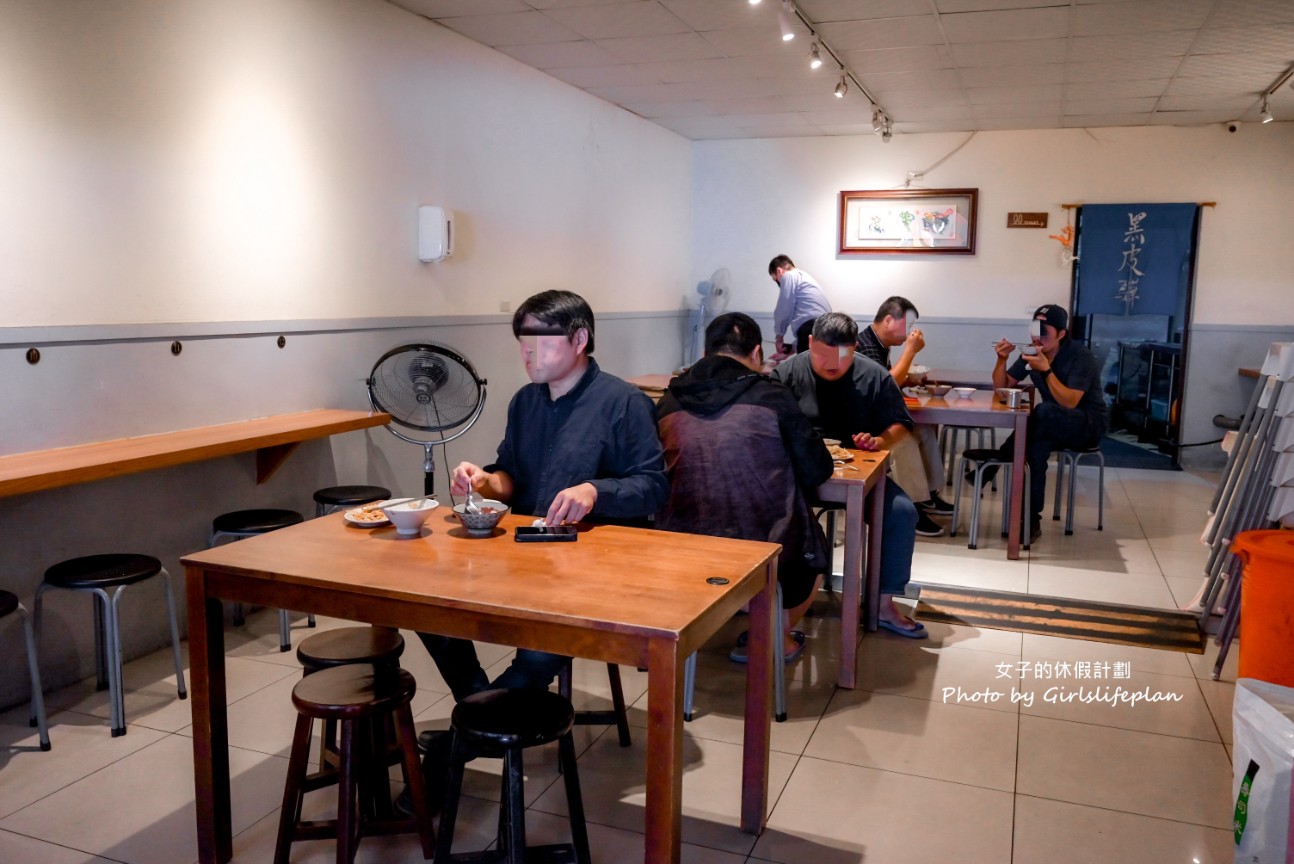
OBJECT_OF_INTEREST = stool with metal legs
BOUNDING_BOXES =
[210,508,306,651]
[940,426,997,489]
[1052,446,1105,535]
[33,554,186,737]
[950,449,1032,551]
[2,590,50,750]
[683,581,788,723]
[312,485,392,518]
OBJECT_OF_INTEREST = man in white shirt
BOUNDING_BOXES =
[769,254,832,355]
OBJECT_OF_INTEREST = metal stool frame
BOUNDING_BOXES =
[1052,447,1106,535]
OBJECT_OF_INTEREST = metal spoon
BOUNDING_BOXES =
[465,490,482,513]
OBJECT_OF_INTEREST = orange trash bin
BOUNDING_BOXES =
[1232,530,1294,687]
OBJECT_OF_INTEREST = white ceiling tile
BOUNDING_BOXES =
[1065,56,1183,82]
[1147,109,1238,126]
[950,38,1066,67]
[840,45,955,74]
[972,99,1060,119]
[634,57,750,84]
[934,0,1068,11]
[1157,93,1254,112]
[817,16,946,52]
[497,40,623,68]
[628,99,717,118]
[815,122,883,134]
[1068,30,1196,62]
[967,84,1064,105]
[592,32,724,62]
[1164,75,1262,98]
[544,1,690,40]
[940,7,1070,43]
[701,95,802,115]
[1175,53,1292,82]
[586,82,691,104]
[698,25,792,57]
[547,64,663,88]
[1202,0,1294,27]
[650,115,743,137]
[972,117,1062,130]
[387,0,529,17]
[864,69,965,94]
[438,11,583,46]
[665,77,783,100]
[878,90,971,111]
[959,64,1065,88]
[1061,113,1154,127]
[1064,78,1170,100]
[658,0,779,31]
[884,103,976,121]
[1191,22,1294,54]
[1072,0,1214,36]
[800,0,924,23]
[1063,96,1160,115]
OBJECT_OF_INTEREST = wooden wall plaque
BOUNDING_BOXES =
[1007,212,1048,228]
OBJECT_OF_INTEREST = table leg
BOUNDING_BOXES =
[644,638,685,864]
[188,567,231,864]
[741,558,774,834]
[866,473,885,631]
[1006,415,1027,560]
[839,486,864,690]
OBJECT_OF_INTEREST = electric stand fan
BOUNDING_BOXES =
[687,268,732,366]
[366,344,487,497]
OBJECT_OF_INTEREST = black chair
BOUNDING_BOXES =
[275,663,434,864]
[313,485,392,518]
[558,659,632,748]
[436,688,591,864]
[1,589,50,750]
[210,508,307,651]
[33,554,186,737]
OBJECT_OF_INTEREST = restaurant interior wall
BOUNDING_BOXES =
[0,0,693,709]
[689,124,1294,467]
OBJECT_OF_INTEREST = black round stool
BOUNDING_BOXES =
[2,589,50,750]
[313,485,392,518]
[33,554,186,737]
[297,626,406,783]
[437,688,591,864]
[210,509,308,651]
[274,664,434,864]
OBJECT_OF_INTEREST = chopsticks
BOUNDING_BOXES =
[358,494,436,512]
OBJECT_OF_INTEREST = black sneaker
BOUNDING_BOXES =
[915,512,945,537]
[920,493,955,515]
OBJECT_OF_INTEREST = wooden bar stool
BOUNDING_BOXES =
[2,589,51,750]
[436,688,591,864]
[313,485,392,518]
[33,554,186,737]
[210,508,307,651]
[297,626,406,790]
[275,664,434,864]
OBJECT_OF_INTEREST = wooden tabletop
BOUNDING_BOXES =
[921,368,995,388]
[0,409,390,498]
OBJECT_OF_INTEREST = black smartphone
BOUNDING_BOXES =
[514,525,578,542]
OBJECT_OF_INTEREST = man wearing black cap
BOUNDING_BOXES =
[987,304,1107,541]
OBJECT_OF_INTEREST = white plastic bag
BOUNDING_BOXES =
[1233,678,1294,863]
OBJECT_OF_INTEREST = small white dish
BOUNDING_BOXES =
[344,503,392,528]
[952,387,976,399]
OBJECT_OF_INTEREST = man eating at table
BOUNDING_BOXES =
[771,312,926,638]
[985,303,1107,542]
[856,295,951,535]
[409,290,669,802]
[657,311,834,663]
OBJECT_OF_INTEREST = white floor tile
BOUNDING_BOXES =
[1013,795,1233,864]
[0,828,117,863]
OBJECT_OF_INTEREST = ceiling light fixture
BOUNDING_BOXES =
[749,0,762,5]
[1261,97,1274,123]
[809,42,822,70]
[834,74,847,98]
[779,1,796,41]
[871,105,886,134]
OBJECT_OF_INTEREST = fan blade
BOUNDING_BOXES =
[408,354,449,404]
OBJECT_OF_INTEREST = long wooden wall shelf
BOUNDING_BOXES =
[0,409,391,498]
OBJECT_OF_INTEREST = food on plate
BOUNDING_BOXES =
[826,444,853,461]
[346,507,388,524]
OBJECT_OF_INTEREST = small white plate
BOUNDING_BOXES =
[344,502,394,527]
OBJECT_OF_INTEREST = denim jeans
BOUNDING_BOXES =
[415,633,568,702]
[872,480,917,596]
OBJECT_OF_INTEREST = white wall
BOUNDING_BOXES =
[0,0,694,709]
[0,0,693,327]
[691,125,1294,326]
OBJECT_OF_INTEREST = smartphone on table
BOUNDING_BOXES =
[514,525,578,542]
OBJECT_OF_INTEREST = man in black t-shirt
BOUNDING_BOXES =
[988,304,1107,541]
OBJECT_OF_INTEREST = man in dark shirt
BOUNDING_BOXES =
[418,290,670,699]
[989,304,1107,541]
[658,312,834,662]
[771,312,926,638]
[856,296,950,534]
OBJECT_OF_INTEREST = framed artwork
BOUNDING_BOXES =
[839,188,978,255]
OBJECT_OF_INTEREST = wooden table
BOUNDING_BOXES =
[922,368,994,389]
[182,510,779,864]
[814,449,887,690]
[627,373,673,403]
[0,409,391,497]
[906,391,1030,559]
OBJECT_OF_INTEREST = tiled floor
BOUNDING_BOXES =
[0,465,1238,862]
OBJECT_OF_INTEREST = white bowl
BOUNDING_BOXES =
[926,384,952,398]
[380,498,439,536]
[952,387,976,399]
